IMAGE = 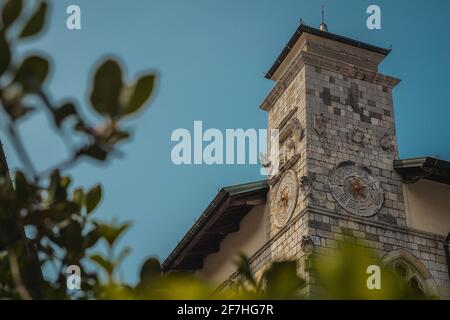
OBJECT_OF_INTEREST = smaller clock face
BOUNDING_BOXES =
[329,162,383,217]
[274,170,298,228]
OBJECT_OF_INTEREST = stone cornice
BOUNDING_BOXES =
[308,205,446,242]
[260,50,306,112]
[276,106,298,131]
[260,51,401,112]
[269,154,301,187]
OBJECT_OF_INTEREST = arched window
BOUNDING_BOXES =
[391,260,426,296]
[381,249,438,297]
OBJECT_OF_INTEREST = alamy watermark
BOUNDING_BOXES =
[367,5,381,30]
[66,5,81,30]
[65,5,381,32]
[366,264,381,290]
[170,121,279,176]
[66,265,81,290]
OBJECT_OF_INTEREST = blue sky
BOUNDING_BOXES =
[3,0,450,283]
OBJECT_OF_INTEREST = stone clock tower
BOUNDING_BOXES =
[164,21,450,298]
[261,23,421,295]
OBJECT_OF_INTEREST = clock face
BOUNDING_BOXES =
[329,162,383,217]
[273,170,298,228]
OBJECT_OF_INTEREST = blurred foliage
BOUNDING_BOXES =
[233,254,306,299]
[0,0,435,300]
[311,241,431,299]
[0,0,157,299]
[230,241,430,300]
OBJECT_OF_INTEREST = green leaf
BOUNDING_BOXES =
[72,188,84,211]
[83,229,100,248]
[48,169,61,199]
[121,74,156,117]
[116,246,131,266]
[93,221,130,247]
[14,55,49,92]
[263,261,305,299]
[0,34,10,76]
[90,59,123,118]
[76,144,108,161]
[19,2,47,39]
[90,253,114,276]
[1,0,23,30]
[60,176,71,189]
[48,202,74,222]
[86,184,102,214]
[59,220,83,253]
[47,170,71,204]
[139,257,162,285]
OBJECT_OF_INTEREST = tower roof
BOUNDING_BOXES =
[265,23,391,80]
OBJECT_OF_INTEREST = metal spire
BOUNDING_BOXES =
[319,4,328,32]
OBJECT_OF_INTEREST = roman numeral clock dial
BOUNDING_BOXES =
[329,162,384,217]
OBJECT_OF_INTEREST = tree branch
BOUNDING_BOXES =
[8,249,32,300]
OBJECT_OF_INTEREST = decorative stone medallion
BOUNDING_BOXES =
[299,176,312,197]
[380,134,393,152]
[286,138,296,150]
[313,113,327,136]
[279,117,303,143]
[300,235,315,255]
[351,128,364,145]
[274,170,298,228]
[329,162,383,217]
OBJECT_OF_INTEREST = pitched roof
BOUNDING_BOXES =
[265,23,391,80]
[163,180,268,271]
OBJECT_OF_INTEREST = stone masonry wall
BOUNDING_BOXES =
[308,208,450,297]
[223,41,450,298]
[303,63,407,227]
[267,65,308,240]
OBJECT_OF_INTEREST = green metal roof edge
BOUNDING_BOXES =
[223,180,268,196]
[163,180,268,270]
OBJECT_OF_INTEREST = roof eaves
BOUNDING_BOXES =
[394,157,450,185]
[162,180,268,271]
[265,23,391,80]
